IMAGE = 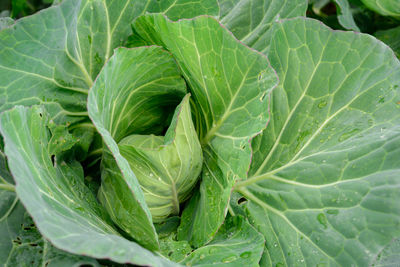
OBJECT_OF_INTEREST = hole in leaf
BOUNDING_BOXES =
[237,197,247,205]
[51,155,55,166]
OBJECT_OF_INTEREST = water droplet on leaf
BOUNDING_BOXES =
[317,213,328,229]
[326,209,339,215]
[221,255,237,263]
[240,251,251,258]
[318,100,327,108]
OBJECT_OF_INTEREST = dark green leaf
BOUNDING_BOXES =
[375,25,400,58]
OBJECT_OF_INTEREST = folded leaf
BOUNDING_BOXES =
[133,14,278,246]
[219,0,307,54]
[118,94,203,222]
[360,0,400,18]
[88,46,187,250]
[0,106,176,266]
[334,0,361,31]
[235,18,400,266]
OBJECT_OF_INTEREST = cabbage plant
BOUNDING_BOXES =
[0,0,399,266]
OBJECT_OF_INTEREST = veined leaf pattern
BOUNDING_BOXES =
[235,18,400,266]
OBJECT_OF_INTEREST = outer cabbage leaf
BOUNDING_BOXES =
[0,106,177,266]
[218,0,307,54]
[88,46,187,250]
[133,14,278,247]
[118,94,203,222]
[1,201,99,266]
[334,0,361,31]
[360,0,400,18]
[235,18,400,266]
[0,0,218,116]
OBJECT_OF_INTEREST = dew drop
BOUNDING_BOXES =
[317,213,328,229]
[368,119,374,126]
[240,251,251,258]
[258,71,265,81]
[338,129,359,142]
[318,100,327,108]
[259,92,267,101]
[326,209,339,215]
[221,255,237,263]
[149,173,154,177]
[209,247,218,254]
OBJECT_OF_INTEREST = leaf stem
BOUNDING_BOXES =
[62,110,89,117]
[228,204,235,216]
[69,122,95,130]
[234,173,273,189]
[0,183,15,192]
